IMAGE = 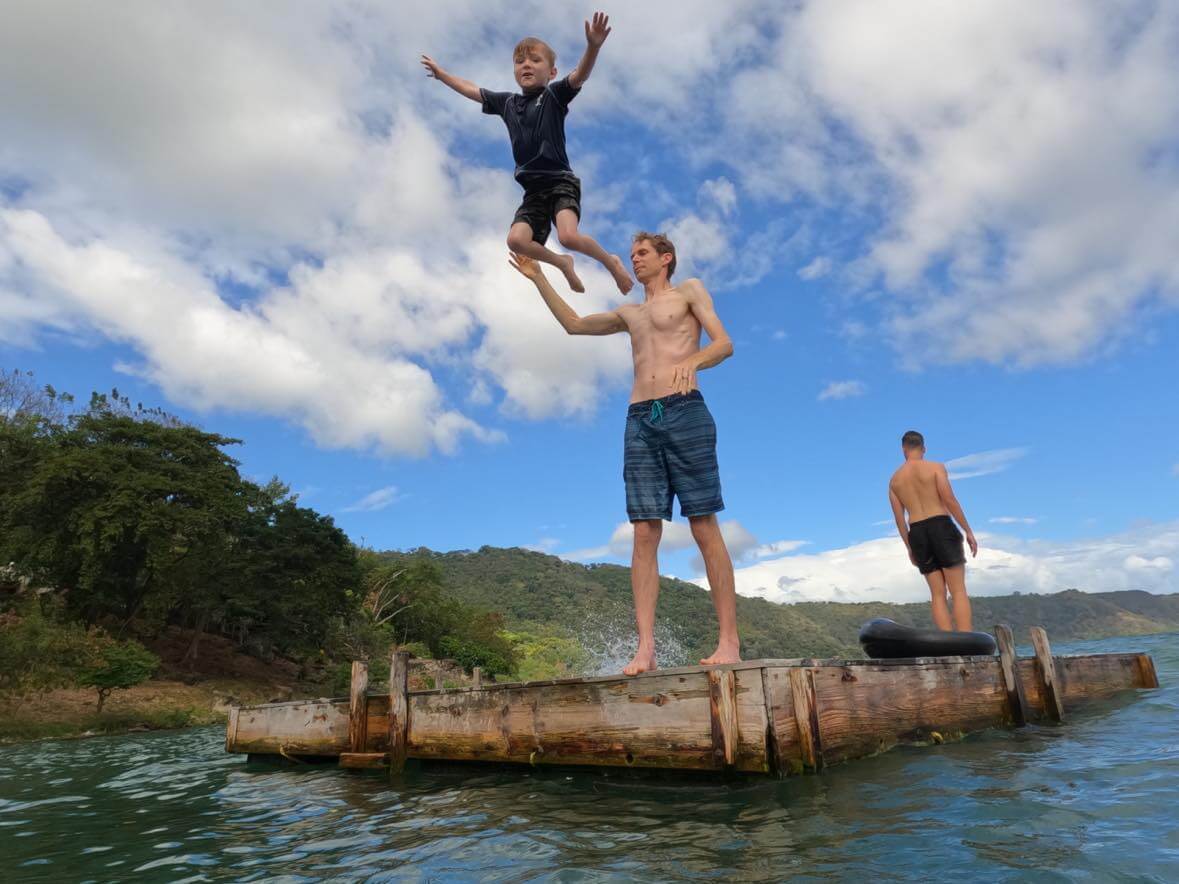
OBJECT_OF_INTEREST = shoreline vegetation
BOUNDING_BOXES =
[3,370,1177,744]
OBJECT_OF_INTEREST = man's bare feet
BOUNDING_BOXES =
[608,254,634,295]
[700,643,741,666]
[555,254,585,293]
[623,648,657,676]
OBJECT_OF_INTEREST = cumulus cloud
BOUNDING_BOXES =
[4,0,1178,458]
[990,516,1038,525]
[818,380,866,401]
[946,447,1029,480]
[343,486,402,513]
[709,520,1179,603]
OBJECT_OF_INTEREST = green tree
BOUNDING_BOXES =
[77,638,160,712]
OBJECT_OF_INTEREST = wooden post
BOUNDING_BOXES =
[789,668,824,771]
[993,624,1027,727]
[388,650,410,773]
[348,661,369,752]
[1030,627,1064,722]
[472,667,483,689]
[707,669,739,767]
[761,668,783,776]
[1134,654,1160,689]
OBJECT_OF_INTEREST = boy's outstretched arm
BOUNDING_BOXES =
[567,12,612,89]
[421,55,482,102]
[509,253,625,336]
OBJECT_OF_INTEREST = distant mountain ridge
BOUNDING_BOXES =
[379,546,1179,664]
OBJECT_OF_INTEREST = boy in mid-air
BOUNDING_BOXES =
[422,12,633,295]
[888,430,979,632]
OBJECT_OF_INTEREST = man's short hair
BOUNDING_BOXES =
[632,231,677,279]
[514,37,556,67]
[901,430,925,449]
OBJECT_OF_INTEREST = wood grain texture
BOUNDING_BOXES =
[994,624,1027,727]
[348,661,370,752]
[339,752,389,769]
[708,669,739,766]
[788,667,823,771]
[389,650,410,772]
[1030,627,1064,722]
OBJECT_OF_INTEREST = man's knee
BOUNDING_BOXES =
[689,514,721,544]
[633,519,662,548]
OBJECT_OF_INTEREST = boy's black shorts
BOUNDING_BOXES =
[513,176,581,244]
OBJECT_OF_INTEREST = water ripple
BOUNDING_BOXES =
[0,633,1176,881]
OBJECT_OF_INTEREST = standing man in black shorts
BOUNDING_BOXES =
[888,431,979,631]
[509,232,741,675]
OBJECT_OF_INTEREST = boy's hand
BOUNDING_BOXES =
[420,55,444,79]
[509,252,544,281]
[585,12,612,48]
[966,532,978,557]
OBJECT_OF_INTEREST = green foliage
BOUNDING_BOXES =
[0,597,101,695]
[503,627,591,681]
[76,640,160,712]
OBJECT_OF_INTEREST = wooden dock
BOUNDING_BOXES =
[225,626,1159,776]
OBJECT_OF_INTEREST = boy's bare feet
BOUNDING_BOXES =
[608,254,634,295]
[700,642,741,666]
[555,254,585,293]
[623,647,657,676]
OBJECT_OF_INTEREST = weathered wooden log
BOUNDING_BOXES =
[227,649,1157,775]
[1030,626,1064,722]
[789,667,823,771]
[994,624,1027,727]
[389,650,409,773]
[472,667,483,689]
[348,661,369,753]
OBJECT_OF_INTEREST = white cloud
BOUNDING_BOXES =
[946,447,1029,480]
[818,380,866,401]
[798,256,832,280]
[990,516,1038,525]
[709,520,1179,603]
[343,486,401,513]
[524,537,561,553]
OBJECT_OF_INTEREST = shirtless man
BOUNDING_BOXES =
[888,430,979,631]
[509,231,741,675]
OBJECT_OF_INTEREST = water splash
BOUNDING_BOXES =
[569,601,689,676]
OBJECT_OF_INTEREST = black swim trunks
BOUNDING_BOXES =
[513,176,581,245]
[908,515,966,575]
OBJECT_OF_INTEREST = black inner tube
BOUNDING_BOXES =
[858,618,997,659]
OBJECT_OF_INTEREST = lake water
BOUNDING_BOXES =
[2,633,1177,882]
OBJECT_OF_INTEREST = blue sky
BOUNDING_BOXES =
[2,1,1177,603]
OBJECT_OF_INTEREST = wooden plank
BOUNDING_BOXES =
[472,667,483,689]
[230,700,349,754]
[810,660,1007,765]
[339,752,390,769]
[389,650,410,772]
[708,669,739,766]
[406,671,746,771]
[348,661,370,753]
[993,624,1027,727]
[789,668,823,771]
[1029,627,1064,722]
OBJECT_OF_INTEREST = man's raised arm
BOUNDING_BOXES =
[420,55,483,102]
[509,253,625,335]
[670,278,734,394]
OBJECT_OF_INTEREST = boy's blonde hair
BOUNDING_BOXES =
[514,37,556,67]
[633,231,677,279]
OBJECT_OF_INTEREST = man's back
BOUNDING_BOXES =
[890,460,948,523]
